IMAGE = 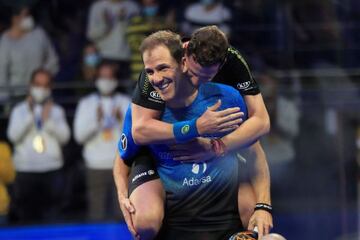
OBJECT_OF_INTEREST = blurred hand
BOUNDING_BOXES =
[103,9,113,28]
[42,100,53,122]
[196,100,244,136]
[97,105,103,123]
[118,8,127,21]
[248,210,273,240]
[27,96,34,111]
[113,107,123,122]
[170,137,215,163]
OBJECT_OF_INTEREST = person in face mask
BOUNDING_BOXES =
[82,43,101,82]
[126,0,175,83]
[9,6,35,38]
[0,6,59,99]
[73,61,131,221]
[7,68,70,223]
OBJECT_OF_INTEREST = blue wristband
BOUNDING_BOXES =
[173,118,199,142]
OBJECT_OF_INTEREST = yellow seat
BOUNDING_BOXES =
[0,141,15,215]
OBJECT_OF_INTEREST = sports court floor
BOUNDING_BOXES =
[0,222,132,240]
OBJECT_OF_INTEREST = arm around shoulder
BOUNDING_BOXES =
[131,103,174,145]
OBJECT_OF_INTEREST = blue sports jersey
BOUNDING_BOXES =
[118,105,140,166]
[149,82,248,231]
[117,82,248,231]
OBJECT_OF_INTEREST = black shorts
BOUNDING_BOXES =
[128,146,160,196]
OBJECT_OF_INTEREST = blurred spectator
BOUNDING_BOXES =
[82,43,101,82]
[181,0,231,36]
[0,6,59,101]
[126,0,175,82]
[7,69,70,224]
[73,62,130,221]
[0,141,15,225]
[86,0,140,81]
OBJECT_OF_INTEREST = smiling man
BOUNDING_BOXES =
[115,26,272,239]
[118,30,248,240]
[114,30,272,240]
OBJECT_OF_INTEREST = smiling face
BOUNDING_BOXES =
[143,44,183,102]
[183,54,220,86]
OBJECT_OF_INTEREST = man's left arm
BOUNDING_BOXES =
[246,142,273,239]
[221,93,270,151]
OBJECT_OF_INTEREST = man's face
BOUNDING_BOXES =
[32,72,51,89]
[183,54,220,87]
[143,45,183,102]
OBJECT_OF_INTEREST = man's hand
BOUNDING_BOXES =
[170,137,215,163]
[113,107,123,122]
[248,210,273,240]
[196,99,244,135]
[42,100,53,122]
[119,197,139,239]
[97,105,103,123]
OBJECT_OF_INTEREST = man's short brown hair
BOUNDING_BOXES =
[140,30,184,63]
[187,25,229,67]
[30,68,53,84]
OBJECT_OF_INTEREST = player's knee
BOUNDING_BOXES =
[133,210,163,239]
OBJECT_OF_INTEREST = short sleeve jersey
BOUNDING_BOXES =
[132,46,260,111]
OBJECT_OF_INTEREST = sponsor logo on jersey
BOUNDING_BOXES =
[120,133,127,150]
[191,163,207,174]
[183,162,212,187]
[150,90,162,100]
[181,125,190,135]
[237,81,251,90]
[182,176,212,186]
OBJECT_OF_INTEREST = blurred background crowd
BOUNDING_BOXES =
[0,0,359,239]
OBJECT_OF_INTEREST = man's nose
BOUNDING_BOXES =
[151,72,163,85]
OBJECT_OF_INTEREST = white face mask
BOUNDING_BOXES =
[20,16,35,31]
[30,86,50,103]
[96,78,118,95]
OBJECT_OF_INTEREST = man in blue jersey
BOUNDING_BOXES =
[114,30,271,240]
[119,26,272,239]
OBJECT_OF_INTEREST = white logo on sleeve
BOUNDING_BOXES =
[150,91,162,100]
[121,133,127,150]
[237,81,251,90]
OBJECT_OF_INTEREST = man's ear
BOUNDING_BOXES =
[181,57,187,73]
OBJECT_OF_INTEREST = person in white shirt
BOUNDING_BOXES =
[86,0,140,80]
[7,68,70,223]
[74,61,130,220]
[0,6,59,101]
[182,0,232,36]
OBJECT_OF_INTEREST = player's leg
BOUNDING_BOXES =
[128,148,165,240]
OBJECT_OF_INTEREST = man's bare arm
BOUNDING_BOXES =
[113,152,130,202]
[131,104,172,145]
[246,142,273,239]
[113,152,138,237]
[131,101,243,145]
[248,142,271,205]
[221,94,270,151]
